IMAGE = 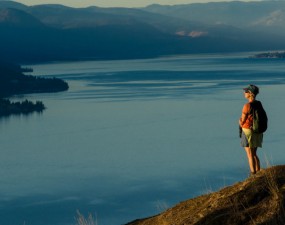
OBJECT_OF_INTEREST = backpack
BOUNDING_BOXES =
[250,100,268,133]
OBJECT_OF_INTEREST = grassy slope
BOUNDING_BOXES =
[127,165,285,225]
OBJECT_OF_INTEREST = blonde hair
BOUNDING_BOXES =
[249,92,256,100]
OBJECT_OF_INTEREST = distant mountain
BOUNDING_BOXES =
[143,1,285,36]
[0,7,44,27]
[26,5,261,41]
[1,1,285,63]
[0,0,27,10]
[0,8,182,62]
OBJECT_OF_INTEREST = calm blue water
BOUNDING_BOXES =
[1,53,285,225]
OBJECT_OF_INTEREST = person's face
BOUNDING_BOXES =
[244,90,250,99]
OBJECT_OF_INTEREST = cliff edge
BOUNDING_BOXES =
[127,165,285,225]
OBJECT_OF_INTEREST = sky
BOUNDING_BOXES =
[7,0,263,8]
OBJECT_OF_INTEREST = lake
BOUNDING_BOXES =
[1,53,285,225]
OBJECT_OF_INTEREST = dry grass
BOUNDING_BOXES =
[127,165,285,225]
[263,165,285,224]
[76,211,97,225]
[155,200,169,213]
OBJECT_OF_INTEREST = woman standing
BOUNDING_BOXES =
[239,84,264,175]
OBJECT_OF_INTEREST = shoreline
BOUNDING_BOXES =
[251,51,285,59]
[0,62,69,117]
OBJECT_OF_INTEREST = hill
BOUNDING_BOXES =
[127,165,285,225]
[1,1,285,63]
[144,1,285,36]
[0,7,188,62]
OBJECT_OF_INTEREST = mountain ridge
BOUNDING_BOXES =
[0,7,45,27]
[1,1,285,63]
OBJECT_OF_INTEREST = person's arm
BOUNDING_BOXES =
[239,104,249,127]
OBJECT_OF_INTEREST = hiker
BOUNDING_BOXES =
[239,84,263,175]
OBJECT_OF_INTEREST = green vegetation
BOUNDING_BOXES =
[0,98,45,117]
[0,61,69,117]
[0,62,69,97]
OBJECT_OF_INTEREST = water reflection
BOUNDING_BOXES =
[0,110,43,122]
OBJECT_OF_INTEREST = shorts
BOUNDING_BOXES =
[241,128,263,148]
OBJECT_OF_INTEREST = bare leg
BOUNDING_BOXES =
[244,147,256,173]
[252,147,260,172]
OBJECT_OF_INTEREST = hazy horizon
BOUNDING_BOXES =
[3,0,264,8]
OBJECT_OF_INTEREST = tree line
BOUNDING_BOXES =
[0,98,45,117]
[0,62,69,117]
